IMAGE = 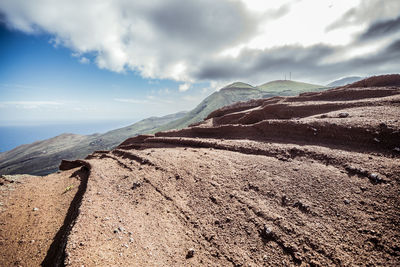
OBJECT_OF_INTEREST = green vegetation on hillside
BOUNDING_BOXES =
[156,80,326,132]
[257,80,324,95]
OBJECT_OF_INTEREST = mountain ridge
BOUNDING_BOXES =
[0,79,326,175]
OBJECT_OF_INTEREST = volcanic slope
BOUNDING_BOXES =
[1,75,399,266]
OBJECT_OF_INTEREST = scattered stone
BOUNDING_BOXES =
[225,217,232,223]
[373,138,380,143]
[360,186,367,192]
[129,237,134,243]
[263,255,268,261]
[33,208,39,211]
[393,147,400,152]
[344,199,350,205]
[131,182,142,190]
[123,244,129,248]
[113,228,119,234]
[293,201,310,213]
[79,242,85,246]
[338,112,349,118]
[118,226,125,232]
[369,173,383,183]
[293,167,299,171]
[345,165,357,173]
[262,224,273,239]
[281,195,290,206]
[186,248,195,258]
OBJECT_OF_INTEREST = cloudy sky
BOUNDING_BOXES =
[0,0,399,124]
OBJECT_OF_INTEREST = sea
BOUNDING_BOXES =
[0,120,135,153]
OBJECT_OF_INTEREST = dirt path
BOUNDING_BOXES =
[0,169,82,266]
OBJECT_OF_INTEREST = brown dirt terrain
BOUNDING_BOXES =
[0,75,399,266]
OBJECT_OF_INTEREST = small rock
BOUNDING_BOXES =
[79,242,85,246]
[186,248,195,258]
[338,112,349,118]
[33,208,39,211]
[123,244,129,248]
[131,182,141,190]
[373,138,380,143]
[118,226,125,232]
[263,255,268,261]
[262,224,273,239]
[369,173,382,183]
[344,199,350,205]
[129,237,134,243]
[360,186,367,192]
[281,195,290,206]
[393,147,400,152]
[113,228,119,234]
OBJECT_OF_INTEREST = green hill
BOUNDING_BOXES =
[257,80,325,95]
[156,80,326,132]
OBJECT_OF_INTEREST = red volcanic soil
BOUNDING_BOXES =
[1,75,400,266]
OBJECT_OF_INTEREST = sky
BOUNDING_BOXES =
[0,0,399,125]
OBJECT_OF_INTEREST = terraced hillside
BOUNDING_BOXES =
[1,75,399,266]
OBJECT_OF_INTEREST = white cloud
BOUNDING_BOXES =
[79,57,90,64]
[0,0,399,84]
[0,101,63,109]
[114,98,149,104]
[178,83,190,92]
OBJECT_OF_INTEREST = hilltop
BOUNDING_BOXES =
[1,75,399,266]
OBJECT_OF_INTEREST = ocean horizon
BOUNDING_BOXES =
[0,120,136,153]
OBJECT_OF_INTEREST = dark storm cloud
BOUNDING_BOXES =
[148,0,257,50]
[359,16,400,41]
[193,39,400,84]
[326,0,400,32]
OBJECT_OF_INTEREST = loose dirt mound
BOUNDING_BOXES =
[1,78,399,266]
[345,74,400,88]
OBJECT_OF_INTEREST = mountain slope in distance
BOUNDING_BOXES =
[156,80,326,132]
[327,76,364,87]
[0,111,186,175]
